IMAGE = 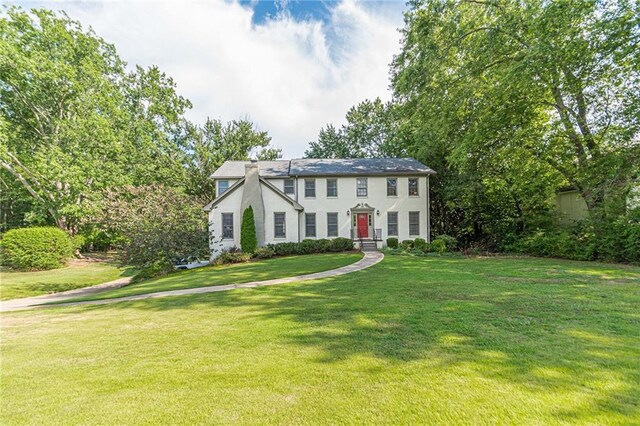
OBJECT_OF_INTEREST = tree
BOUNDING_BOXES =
[240,206,257,253]
[100,185,208,270]
[184,118,281,200]
[305,98,403,158]
[392,0,640,217]
[0,8,191,232]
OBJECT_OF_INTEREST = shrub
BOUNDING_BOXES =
[409,248,426,256]
[401,239,414,251]
[331,237,354,252]
[435,234,457,252]
[269,242,299,256]
[132,260,173,283]
[241,206,258,254]
[316,239,333,253]
[413,238,427,252]
[430,239,447,254]
[299,239,317,254]
[216,251,252,265]
[382,247,404,255]
[0,226,74,270]
[386,237,399,249]
[72,234,86,252]
[253,247,275,259]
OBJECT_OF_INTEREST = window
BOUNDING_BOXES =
[327,213,338,237]
[409,211,420,236]
[408,178,419,196]
[326,179,338,197]
[284,179,295,195]
[356,178,368,197]
[387,212,398,236]
[387,178,397,196]
[218,180,229,195]
[305,213,316,237]
[222,213,234,239]
[305,179,316,198]
[274,212,286,238]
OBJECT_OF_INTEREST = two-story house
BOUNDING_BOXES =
[203,158,435,258]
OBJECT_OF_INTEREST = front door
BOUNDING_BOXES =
[357,213,369,238]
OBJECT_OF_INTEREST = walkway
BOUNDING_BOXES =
[1,251,384,312]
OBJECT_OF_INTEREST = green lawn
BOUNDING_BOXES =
[0,258,136,300]
[61,252,364,303]
[1,255,639,424]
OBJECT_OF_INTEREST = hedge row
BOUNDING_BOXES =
[386,235,457,254]
[0,226,74,270]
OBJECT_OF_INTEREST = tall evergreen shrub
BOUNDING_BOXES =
[241,206,258,253]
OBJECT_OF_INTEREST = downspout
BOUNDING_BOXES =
[426,175,431,243]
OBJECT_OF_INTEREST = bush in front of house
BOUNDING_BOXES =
[430,239,447,254]
[330,237,354,252]
[216,249,252,265]
[253,247,276,259]
[0,226,74,270]
[386,237,399,249]
[435,234,458,252]
[401,240,414,251]
[240,206,258,254]
[413,238,427,252]
[266,238,355,257]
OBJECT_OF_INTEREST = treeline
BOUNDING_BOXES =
[0,7,280,238]
[306,0,640,262]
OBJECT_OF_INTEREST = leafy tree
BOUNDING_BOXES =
[305,98,403,158]
[100,185,208,271]
[184,118,281,200]
[240,206,258,253]
[392,0,640,218]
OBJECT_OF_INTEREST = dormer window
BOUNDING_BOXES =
[218,180,229,195]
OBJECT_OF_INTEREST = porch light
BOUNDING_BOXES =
[376,209,380,216]
[346,210,350,216]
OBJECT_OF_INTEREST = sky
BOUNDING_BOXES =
[11,0,408,157]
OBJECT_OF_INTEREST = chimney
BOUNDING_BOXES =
[241,160,265,247]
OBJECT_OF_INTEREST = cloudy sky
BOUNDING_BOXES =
[16,0,407,157]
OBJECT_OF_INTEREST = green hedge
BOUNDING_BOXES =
[267,238,354,257]
[386,238,399,249]
[0,226,74,270]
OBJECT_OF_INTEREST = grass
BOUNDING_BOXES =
[61,252,364,303]
[0,256,136,300]
[1,255,639,424]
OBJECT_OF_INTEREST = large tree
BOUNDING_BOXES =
[392,0,640,217]
[0,8,190,232]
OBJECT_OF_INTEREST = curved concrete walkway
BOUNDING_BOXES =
[1,251,384,312]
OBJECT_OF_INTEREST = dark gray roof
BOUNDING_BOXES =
[210,160,290,179]
[289,158,435,176]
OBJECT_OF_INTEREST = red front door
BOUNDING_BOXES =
[357,213,369,238]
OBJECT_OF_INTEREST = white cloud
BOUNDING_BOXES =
[24,0,405,157]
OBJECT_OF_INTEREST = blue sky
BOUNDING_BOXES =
[9,0,407,157]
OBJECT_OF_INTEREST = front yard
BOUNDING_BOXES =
[1,255,639,424]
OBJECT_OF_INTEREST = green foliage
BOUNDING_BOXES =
[100,185,208,269]
[71,235,86,252]
[413,238,427,252]
[386,238,399,249]
[430,239,447,254]
[132,260,174,283]
[253,247,275,259]
[330,237,355,252]
[0,226,73,270]
[266,238,355,257]
[401,240,414,251]
[240,207,258,254]
[435,235,457,252]
[215,250,252,265]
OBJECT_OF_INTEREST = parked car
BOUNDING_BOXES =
[174,256,209,270]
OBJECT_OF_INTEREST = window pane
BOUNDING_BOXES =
[305,179,316,197]
[409,211,420,235]
[218,180,229,195]
[387,212,398,236]
[327,212,338,237]
[284,179,295,195]
[356,178,368,197]
[222,213,234,239]
[274,213,286,238]
[305,213,316,237]
[408,178,419,196]
[387,178,397,196]
[327,179,338,197]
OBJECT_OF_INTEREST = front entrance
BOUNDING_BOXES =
[356,213,369,238]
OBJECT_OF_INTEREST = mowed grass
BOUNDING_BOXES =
[1,255,639,424]
[62,252,364,302]
[0,258,136,300]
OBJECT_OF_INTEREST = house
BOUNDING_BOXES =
[203,158,435,259]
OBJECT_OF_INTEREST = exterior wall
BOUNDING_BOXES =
[262,182,300,244]
[555,190,588,223]
[294,175,430,244]
[208,183,244,258]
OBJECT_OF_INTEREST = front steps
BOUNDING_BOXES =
[359,240,379,252]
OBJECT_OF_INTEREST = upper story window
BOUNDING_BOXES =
[222,213,234,239]
[326,179,338,197]
[387,178,397,196]
[284,179,295,195]
[274,212,286,238]
[408,178,419,196]
[356,178,368,197]
[218,180,229,195]
[305,179,316,198]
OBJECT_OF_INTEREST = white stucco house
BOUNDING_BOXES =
[203,158,435,259]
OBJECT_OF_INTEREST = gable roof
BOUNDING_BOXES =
[202,177,303,212]
[210,160,290,179]
[288,158,435,176]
